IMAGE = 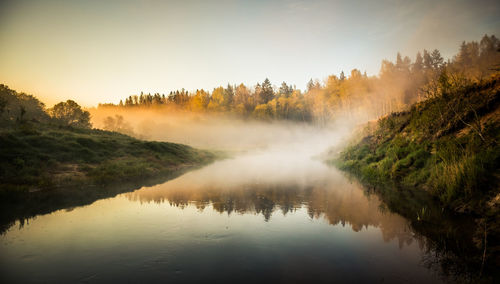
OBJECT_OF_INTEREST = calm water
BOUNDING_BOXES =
[1,142,446,283]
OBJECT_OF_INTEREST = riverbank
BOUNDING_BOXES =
[0,123,217,194]
[329,74,500,275]
[0,122,219,234]
[331,75,499,214]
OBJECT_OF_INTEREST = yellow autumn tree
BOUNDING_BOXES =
[189,89,210,112]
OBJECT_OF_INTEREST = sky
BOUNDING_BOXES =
[0,0,499,106]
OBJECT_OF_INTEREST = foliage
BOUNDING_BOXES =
[49,100,91,128]
[102,114,134,136]
[0,123,215,192]
[0,84,50,125]
[99,34,500,124]
[0,85,215,192]
[332,73,500,280]
[334,74,500,213]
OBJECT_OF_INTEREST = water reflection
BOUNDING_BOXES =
[120,149,488,281]
[0,146,491,282]
[125,160,417,250]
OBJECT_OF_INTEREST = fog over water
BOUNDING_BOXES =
[0,116,443,283]
[0,110,450,283]
[89,107,359,151]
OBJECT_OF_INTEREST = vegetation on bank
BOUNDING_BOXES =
[0,85,216,194]
[331,73,500,279]
[332,73,499,213]
[0,124,215,192]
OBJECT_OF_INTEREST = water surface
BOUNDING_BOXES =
[1,142,447,283]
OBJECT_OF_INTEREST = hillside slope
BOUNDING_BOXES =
[0,124,215,193]
[0,84,216,194]
[330,74,500,270]
[334,74,499,213]
[332,74,500,273]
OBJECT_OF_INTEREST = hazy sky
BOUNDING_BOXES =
[0,0,498,106]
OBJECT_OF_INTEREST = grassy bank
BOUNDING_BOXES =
[0,122,218,234]
[0,83,218,229]
[0,123,216,194]
[332,74,499,213]
[330,74,500,275]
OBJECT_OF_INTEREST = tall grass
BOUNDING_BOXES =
[0,123,216,192]
[332,75,499,213]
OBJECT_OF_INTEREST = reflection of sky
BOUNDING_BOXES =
[0,0,498,106]
[0,197,438,283]
[124,150,415,242]
[0,146,440,283]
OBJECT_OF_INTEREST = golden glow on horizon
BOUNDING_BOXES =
[0,0,498,107]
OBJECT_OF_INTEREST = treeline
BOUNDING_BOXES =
[0,84,215,194]
[101,34,500,122]
[0,85,91,129]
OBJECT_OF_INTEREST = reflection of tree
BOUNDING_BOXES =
[125,179,416,247]
[125,173,493,281]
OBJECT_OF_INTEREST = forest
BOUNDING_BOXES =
[329,35,500,278]
[1,33,499,282]
[97,35,500,127]
[3,0,500,283]
[0,85,215,194]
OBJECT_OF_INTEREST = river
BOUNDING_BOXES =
[1,132,463,283]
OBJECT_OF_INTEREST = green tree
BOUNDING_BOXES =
[258,78,274,104]
[431,49,444,69]
[103,115,134,135]
[413,52,423,73]
[224,84,234,107]
[0,95,7,115]
[279,82,293,97]
[396,52,403,70]
[423,49,432,69]
[0,85,49,123]
[306,79,315,91]
[50,100,91,128]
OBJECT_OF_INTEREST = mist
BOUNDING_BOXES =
[84,41,471,153]
[89,107,359,153]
